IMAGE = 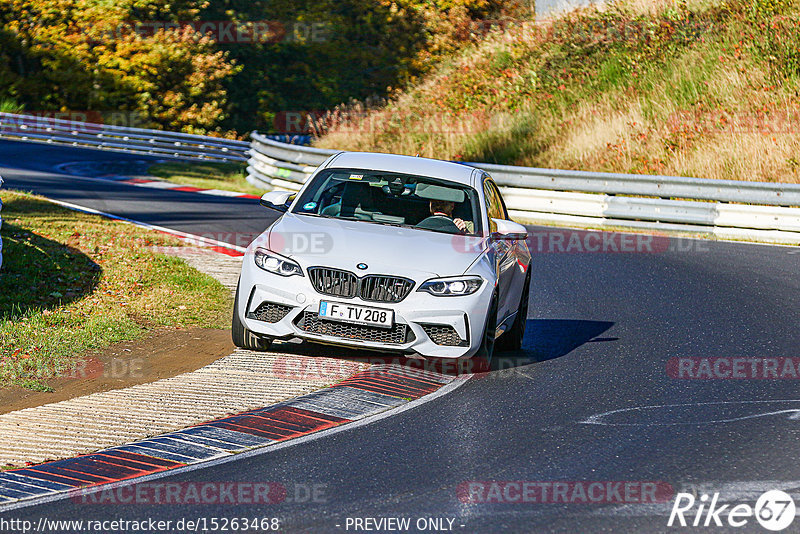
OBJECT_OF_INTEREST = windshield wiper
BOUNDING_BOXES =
[295,212,337,220]
[375,222,413,228]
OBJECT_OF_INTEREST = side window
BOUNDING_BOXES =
[483,179,507,222]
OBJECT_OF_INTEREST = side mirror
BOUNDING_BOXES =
[260,191,295,213]
[491,218,528,241]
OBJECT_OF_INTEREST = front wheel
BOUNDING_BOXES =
[497,267,531,352]
[232,289,273,351]
[471,293,498,373]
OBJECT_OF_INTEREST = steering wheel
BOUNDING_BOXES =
[416,215,462,234]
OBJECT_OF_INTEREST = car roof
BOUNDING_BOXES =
[326,152,480,187]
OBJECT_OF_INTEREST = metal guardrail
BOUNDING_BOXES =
[479,164,800,207]
[246,132,335,191]
[246,131,800,244]
[0,113,250,162]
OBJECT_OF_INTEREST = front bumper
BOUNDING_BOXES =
[237,259,493,359]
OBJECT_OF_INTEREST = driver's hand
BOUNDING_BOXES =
[453,218,467,232]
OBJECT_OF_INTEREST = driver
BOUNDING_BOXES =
[429,200,472,233]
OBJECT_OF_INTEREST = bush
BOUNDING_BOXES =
[0,0,239,134]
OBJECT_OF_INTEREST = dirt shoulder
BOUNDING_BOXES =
[0,327,234,415]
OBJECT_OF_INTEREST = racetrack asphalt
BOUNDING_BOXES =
[2,139,800,532]
[0,140,276,242]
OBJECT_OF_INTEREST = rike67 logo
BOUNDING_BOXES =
[668,490,796,531]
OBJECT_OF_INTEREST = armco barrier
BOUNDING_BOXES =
[246,131,800,244]
[0,113,249,162]
[246,132,335,191]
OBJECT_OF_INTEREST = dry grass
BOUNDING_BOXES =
[314,0,800,183]
[674,132,800,182]
[621,0,725,15]
[542,99,647,170]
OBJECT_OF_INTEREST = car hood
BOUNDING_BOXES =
[265,213,487,279]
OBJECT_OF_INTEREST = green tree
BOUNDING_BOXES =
[0,0,239,134]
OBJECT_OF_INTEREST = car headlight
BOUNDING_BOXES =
[254,248,303,277]
[418,276,483,296]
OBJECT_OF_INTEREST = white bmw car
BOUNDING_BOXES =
[233,152,531,366]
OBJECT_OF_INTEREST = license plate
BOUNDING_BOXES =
[318,301,394,328]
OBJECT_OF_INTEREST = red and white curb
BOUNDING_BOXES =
[116,177,260,200]
[0,365,462,509]
[54,160,262,201]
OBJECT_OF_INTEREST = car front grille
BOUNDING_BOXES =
[308,267,358,298]
[248,302,293,323]
[422,324,468,346]
[296,311,414,345]
[359,275,415,303]
[308,267,414,303]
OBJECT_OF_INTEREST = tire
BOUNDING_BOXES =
[497,267,531,352]
[231,288,273,351]
[470,292,498,373]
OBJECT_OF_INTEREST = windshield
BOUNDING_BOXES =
[292,168,483,236]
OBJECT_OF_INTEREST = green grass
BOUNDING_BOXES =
[148,161,265,196]
[0,191,232,390]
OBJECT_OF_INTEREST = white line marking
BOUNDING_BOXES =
[583,399,800,426]
[40,197,246,253]
[53,160,254,198]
